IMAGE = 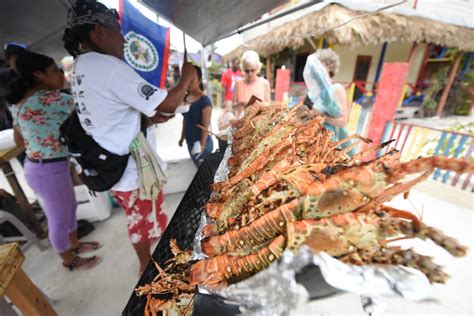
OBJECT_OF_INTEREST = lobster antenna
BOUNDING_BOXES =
[407,197,423,220]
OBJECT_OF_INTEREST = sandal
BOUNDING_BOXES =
[63,255,102,271]
[71,241,102,254]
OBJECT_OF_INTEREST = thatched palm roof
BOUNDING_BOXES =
[224,3,474,61]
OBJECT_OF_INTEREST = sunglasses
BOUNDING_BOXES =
[244,69,256,74]
[3,42,27,51]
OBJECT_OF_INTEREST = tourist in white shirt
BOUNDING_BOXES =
[63,0,196,274]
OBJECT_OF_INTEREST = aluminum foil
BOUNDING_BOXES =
[192,129,234,260]
[309,250,432,301]
[213,141,233,183]
[191,134,234,260]
[191,212,209,261]
[197,247,431,315]
[201,249,310,316]
[191,131,434,315]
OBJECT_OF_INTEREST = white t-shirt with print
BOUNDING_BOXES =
[71,52,167,191]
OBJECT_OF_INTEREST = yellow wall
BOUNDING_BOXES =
[332,43,380,84]
[331,42,426,88]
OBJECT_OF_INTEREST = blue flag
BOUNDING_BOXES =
[120,0,170,88]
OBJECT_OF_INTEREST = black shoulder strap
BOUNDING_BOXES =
[140,114,149,136]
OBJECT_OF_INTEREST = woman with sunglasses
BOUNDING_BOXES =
[233,50,271,118]
[6,51,102,271]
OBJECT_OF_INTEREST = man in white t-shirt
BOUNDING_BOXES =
[63,0,196,273]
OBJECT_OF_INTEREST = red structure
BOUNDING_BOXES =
[275,68,291,101]
[367,63,410,158]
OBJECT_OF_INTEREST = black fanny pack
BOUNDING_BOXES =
[60,111,147,192]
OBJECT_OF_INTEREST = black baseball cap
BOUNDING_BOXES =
[3,42,28,59]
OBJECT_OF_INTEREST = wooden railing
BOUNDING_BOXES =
[380,122,473,191]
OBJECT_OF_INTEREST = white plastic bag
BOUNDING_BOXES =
[303,54,340,117]
[191,141,201,155]
[0,129,15,151]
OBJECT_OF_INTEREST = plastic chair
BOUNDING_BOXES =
[0,297,17,316]
[0,211,48,252]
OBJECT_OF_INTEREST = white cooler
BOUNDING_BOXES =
[75,186,113,222]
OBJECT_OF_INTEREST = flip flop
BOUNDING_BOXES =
[72,241,102,254]
[63,256,102,271]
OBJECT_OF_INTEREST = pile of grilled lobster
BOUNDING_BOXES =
[136,100,472,316]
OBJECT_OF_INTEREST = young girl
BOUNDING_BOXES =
[216,102,236,152]
[179,65,214,166]
[7,52,101,271]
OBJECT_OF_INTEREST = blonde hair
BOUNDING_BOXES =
[314,48,340,78]
[241,50,262,73]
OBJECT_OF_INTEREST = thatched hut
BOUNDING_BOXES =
[224,3,474,60]
[223,1,474,102]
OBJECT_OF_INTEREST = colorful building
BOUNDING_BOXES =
[224,1,473,110]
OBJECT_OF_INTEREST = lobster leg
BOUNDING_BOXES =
[348,139,396,163]
[323,134,372,161]
[389,156,474,182]
[339,247,449,284]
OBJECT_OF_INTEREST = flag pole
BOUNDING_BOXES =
[179,31,187,74]
[183,31,187,54]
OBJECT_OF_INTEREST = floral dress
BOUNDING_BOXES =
[11,90,74,159]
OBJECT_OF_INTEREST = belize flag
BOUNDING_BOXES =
[119,0,170,88]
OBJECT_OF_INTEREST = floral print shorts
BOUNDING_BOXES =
[111,190,168,244]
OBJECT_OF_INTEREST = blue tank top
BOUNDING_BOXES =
[182,95,212,144]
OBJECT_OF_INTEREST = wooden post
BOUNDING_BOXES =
[374,42,388,84]
[405,42,418,94]
[407,42,418,64]
[317,37,323,49]
[415,43,432,88]
[266,57,272,89]
[305,37,318,51]
[348,83,356,104]
[435,52,463,117]
[460,52,473,79]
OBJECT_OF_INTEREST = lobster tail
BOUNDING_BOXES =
[188,256,230,288]
[189,235,286,288]
[201,199,300,257]
[202,223,219,237]
[205,202,223,219]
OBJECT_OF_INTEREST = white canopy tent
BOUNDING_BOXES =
[0,0,288,60]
